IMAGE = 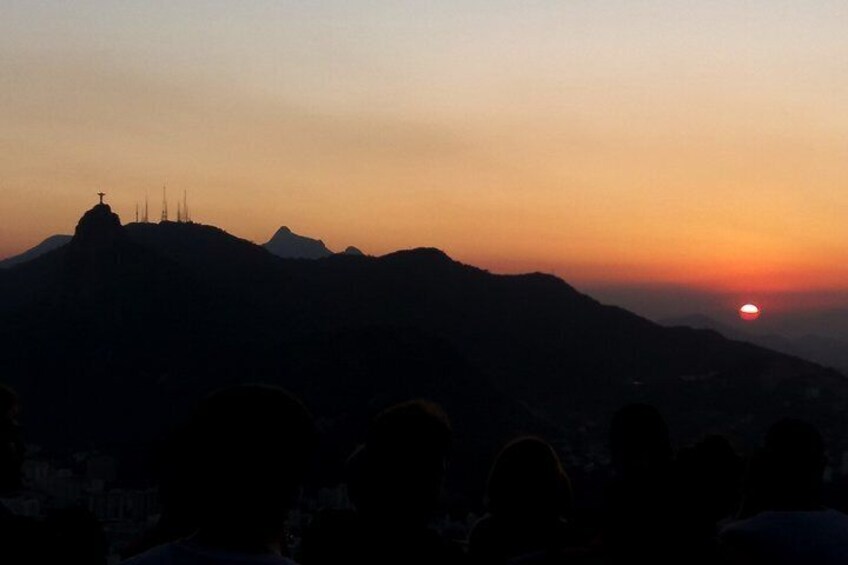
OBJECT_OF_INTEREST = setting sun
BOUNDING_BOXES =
[739,304,761,321]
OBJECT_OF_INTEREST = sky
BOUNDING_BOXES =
[1,1,847,322]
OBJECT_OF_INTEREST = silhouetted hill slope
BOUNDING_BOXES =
[282,251,847,447]
[264,226,333,259]
[663,314,848,376]
[0,208,551,494]
[125,221,290,307]
[278,326,554,496]
[0,206,191,318]
[1,205,847,491]
[127,221,279,275]
[0,234,71,269]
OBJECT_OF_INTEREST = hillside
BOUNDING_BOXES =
[0,234,71,269]
[663,314,848,376]
[1,204,846,490]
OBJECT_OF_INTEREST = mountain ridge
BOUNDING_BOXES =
[662,313,848,376]
[0,234,72,269]
[2,205,847,492]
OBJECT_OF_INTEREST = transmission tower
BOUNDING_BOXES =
[161,185,168,222]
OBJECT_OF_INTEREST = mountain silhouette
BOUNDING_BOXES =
[2,204,848,494]
[663,314,848,376]
[264,226,333,259]
[263,225,366,259]
[0,234,71,269]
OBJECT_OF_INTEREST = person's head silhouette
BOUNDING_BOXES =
[183,384,316,550]
[677,435,742,527]
[355,400,452,526]
[610,403,672,479]
[486,436,572,522]
[0,383,24,495]
[759,418,825,511]
[720,420,847,564]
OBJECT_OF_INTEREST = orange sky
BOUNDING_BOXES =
[1,2,846,298]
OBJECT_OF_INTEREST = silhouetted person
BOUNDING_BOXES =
[298,506,360,565]
[469,436,583,565]
[124,384,316,565]
[0,384,53,564]
[601,403,679,564]
[675,436,743,564]
[0,384,24,496]
[47,506,108,565]
[122,423,207,558]
[720,418,848,564]
[343,400,463,565]
[736,450,770,521]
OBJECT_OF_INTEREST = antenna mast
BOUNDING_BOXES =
[161,185,168,222]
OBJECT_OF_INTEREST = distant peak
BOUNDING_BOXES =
[41,234,73,244]
[0,234,72,269]
[343,246,365,256]
[264,225,333,259]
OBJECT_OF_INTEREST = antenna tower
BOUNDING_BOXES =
[161,185,168,222]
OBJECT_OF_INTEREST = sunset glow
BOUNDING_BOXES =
[5,6,848,562]
[1,2,847,308]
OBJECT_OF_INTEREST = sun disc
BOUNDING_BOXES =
[739,303,760,321]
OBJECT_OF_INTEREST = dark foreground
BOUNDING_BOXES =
[3,382,848,565]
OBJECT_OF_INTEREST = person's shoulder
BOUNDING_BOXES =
[468,514,502,560]
[470,514,494,533]
[468,514,496,545]
[123,540,301,565]
[719,516,751,533]
[806,508,848,533]
[821,508,848,522]
[719,513,772,540]
[0,511,56,561]
[122,542,176,564]
[722,509,848,538]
